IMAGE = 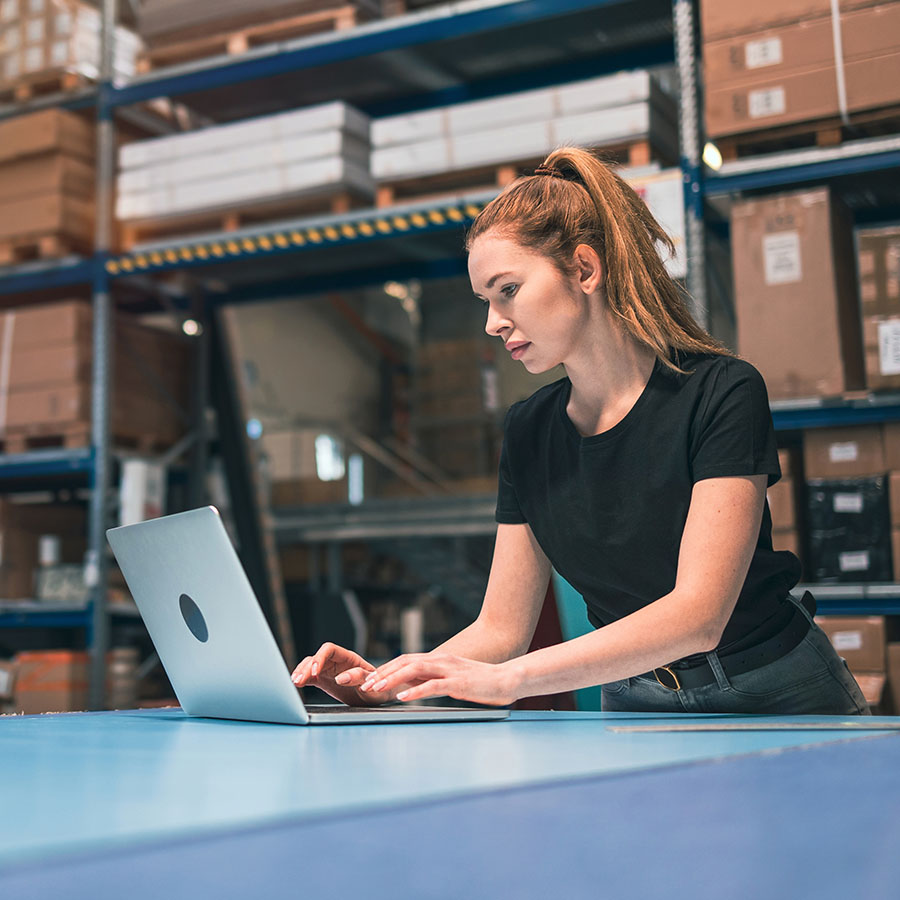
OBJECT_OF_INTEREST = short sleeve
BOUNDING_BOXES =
[690,359,781,487]
[495,405,527,524]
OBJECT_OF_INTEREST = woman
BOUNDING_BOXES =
[292,146,869,715]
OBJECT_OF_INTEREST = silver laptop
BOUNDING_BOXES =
[107,506,509,725]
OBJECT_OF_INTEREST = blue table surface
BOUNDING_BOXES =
[0,707,897,874]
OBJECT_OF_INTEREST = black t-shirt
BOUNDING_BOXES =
[495,351,802,651]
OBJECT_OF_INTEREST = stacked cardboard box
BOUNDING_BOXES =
[884,422,900,581]
[701,1,900,139]
[136,0,379,59]
[6,647,139,714]
[262,428,349,507]
[0,108,94,260]
[815,615,889,711]
[371,70,678,186]
[769,447,803,562]
[804,425,893,582]
[888,642,900,713]
[731,187,863,400]
[0,499,86,599]
[414,339,501,480]
[0,0,140,92]
[0,299,190,447]
[116,101,372,222]
[856,226,900,391]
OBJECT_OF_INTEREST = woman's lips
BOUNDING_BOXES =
[508,342,531,360]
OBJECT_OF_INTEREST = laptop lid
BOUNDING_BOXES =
[107,507,508,725]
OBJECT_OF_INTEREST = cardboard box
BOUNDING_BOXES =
[806,476,892,582]
[803,425,885,478]
[883,422,900,470]
[889,472,900,527]
[887,642,900,714]
[0,192,93,242]
[0,153,95,203]
[705,49,900,138]
[703,5,900,87]
[0,109,95,165]
[862,315,900,391]
[12,650,89,714]
[767,477,797,530]
[731,188,863,400]
[892,528,900,581]
[857,226,900,318]
[270,477,348,507]
[772,529,800,558]
[815,616,887,671]
[699,0,880,41]
[0,500,87,599]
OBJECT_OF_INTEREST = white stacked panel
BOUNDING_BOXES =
[116,102,374,221]
[371,70,677,180]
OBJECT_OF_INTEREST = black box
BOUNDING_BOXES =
[807,476,892,582]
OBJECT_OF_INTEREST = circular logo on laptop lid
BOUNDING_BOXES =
[179,593,209,642]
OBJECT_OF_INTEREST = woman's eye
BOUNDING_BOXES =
[501,284,518,297]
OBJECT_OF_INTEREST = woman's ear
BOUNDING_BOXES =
[573,244,604,295]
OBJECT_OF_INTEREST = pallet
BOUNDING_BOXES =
[0,69,90,105]
[0,233,93,267]
[136,4,374,72]
[375,139,668,209]
[714,105,900,161]
[119,187,369,250]
[0,424,169,456]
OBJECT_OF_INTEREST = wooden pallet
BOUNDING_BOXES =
[119,187,370,250]
[0,233,93,267]
[0,69,90,104]
[375,139,669,208]
[0,424,168,455]
[714,104,900,161]
[136,4,375,72]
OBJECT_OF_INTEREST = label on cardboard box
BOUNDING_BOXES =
[762,231,801,285]
[0,0,15,23]
[833,493,864,513]
[879,320,900,376]
[745,37,783,69]
[749,86,786,119]
[828,442,859,464]
[25,19,44,43]
[839,550,870,572]
[833,630,864,652]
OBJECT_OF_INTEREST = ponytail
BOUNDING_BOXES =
[465,146,731,373]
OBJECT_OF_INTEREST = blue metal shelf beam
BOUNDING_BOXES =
[0,447,94,480]
[0,258,96,297]
[772,401,900,431]
[704,147,900,196]
[110,0,643,107]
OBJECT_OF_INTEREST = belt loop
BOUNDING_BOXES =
[705,650,731,690]
[788,590,817,625]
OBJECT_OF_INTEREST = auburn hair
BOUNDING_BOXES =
[465,146,732,374]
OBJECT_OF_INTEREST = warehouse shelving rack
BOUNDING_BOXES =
[1,1,899,704]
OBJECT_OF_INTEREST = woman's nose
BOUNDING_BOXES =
[484,305,508,337]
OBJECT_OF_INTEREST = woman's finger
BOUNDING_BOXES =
[363,657,442,694]
[396,679,447,702]
[291,657,314,685]
[362,653,435,688]
[334,666,371,686]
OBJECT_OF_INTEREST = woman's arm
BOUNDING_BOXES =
[361,474,767,704]
[434,522,551,662]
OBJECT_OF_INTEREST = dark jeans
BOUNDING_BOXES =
[601,593,871,715]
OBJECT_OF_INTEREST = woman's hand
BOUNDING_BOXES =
[360,653,520,706]
[291,643,389,707]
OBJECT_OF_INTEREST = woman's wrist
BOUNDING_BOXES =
[499,656,529,704]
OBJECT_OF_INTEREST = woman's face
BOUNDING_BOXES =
[468,232,599,374]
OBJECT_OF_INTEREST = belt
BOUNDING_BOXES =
[647,593,814,692]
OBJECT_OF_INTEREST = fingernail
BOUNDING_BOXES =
[397,690,409,700]
[335,673,348,684]
[373,680,387,692]
[311,662,318,676]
